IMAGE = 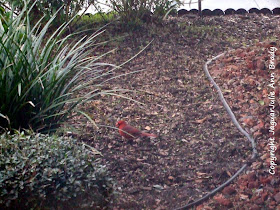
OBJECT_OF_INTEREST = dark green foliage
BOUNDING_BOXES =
[106,0,182,26]
[3,0,90,27]
[0,5,12,31]
[0,132,114,209]
[153,0,178,17]
[0,2,116,132]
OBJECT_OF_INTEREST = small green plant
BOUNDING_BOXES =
[0,2,118,132]
[226,36,238,43]
[90,11,116,22]
[0,131,114,209]
[72,12,116,31]
[184,25,217,38]
[154,0,180,18]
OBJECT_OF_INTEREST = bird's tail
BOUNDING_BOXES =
[141,132,157,138]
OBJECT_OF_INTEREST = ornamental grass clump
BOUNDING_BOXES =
[0,131,114,209]
[0,2,117,132]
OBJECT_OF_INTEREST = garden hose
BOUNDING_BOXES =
[174,52,258,209]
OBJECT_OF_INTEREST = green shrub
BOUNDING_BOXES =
[103,0,182,25]
[0,2,116,132]
[4,0,91,27]
[0,131,114,209]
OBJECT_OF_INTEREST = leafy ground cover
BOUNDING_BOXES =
[70,13,280,209]
[0,132,114,209]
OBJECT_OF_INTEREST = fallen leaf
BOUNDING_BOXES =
[145,126,151,131]
[196,172,207,176]
[159,149,169,156]
[153,185,164,190]
[214,194,232,207]
[274,192,280,204]
[240,194,249,200]
[222,186,236,195]
[195,179,204,183]
[195,117,208,124]
[258,100,265,105]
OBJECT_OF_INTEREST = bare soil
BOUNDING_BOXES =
[70,14,280,209]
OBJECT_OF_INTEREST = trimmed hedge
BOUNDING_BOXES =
[0,132,114,209]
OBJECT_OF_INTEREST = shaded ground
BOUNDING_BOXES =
[202,41,280,209]
[70,14,280,209]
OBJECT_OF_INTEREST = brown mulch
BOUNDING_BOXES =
[203,41,280,209]
[70,13,280,209]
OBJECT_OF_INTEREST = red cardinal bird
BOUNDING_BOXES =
[116,120,157,139]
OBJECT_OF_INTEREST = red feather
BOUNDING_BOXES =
[116,120,157,139]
